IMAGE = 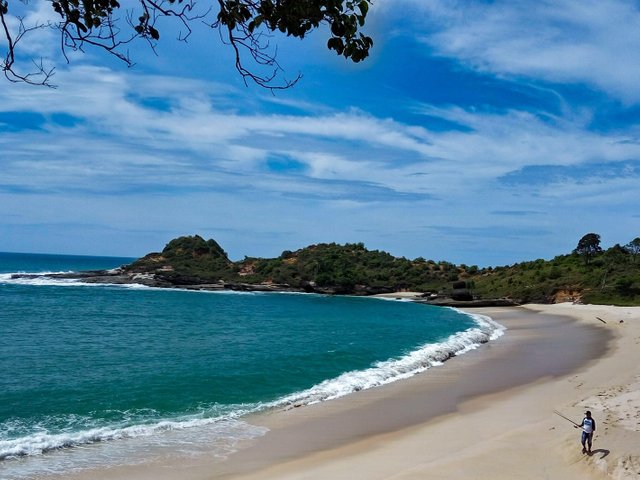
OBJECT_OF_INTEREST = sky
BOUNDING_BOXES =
[1,0,639,266]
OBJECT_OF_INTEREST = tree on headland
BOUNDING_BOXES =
[574,233,603,265]
[626,237,640,263]
[0,0,373,88]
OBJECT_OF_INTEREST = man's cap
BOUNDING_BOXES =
[585,410,591,415]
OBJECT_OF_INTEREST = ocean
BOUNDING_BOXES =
[0,252,505,479]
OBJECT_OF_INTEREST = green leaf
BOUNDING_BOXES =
[359,1,369,16]
[331,21,345,37]
[327,37,344,54]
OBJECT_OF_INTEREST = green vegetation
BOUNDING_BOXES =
[127,235,232,284]
[471,244,640,305]
[238,242,462,293]
[126,233,640,305]
[574,232,603,265]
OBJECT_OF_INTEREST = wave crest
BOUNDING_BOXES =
[272,311,505,408]
[0,407,265,461]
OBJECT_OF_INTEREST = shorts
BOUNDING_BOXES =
[581,431,593,445]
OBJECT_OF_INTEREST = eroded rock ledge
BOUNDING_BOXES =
[11,268,518,307]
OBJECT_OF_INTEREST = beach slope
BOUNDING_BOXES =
[222,304,640,480]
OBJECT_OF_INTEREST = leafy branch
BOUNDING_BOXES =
[1,0,373,88]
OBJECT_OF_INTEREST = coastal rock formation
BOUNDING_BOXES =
[11,234,640,305]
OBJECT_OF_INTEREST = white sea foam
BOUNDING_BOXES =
[203,289,261,295]
[0,272,265,294]
[0,414,255,460]
[371,296,413,302]
[271,310,506,408]
[0,407,268,480]
[0,272,151,289]
[0,273,79,287]
[0,415,267,479]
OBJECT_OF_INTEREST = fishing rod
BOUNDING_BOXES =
[554,410,579,427]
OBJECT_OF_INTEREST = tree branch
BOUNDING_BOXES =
[1,0,372,89]
[1,6,56,86]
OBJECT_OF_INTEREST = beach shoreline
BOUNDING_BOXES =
[51,302,640,480]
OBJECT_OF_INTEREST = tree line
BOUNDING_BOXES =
[127,233,640,305]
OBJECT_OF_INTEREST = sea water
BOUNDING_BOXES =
[0,252,505,478]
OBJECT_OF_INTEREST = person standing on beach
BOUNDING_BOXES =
[575,410,596,454]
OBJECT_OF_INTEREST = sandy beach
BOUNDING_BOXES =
[61,303,640,480]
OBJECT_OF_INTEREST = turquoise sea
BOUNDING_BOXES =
[0,252,505,479]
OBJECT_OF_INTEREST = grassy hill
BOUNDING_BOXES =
[125,234,640,305]
[470,243,640,305]
[126,235,232,284]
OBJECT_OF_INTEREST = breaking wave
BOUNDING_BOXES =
[271,311,505,408]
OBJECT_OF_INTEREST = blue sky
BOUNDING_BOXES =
[1,0,639,266]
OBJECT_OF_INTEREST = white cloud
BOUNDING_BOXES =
[3,66,640,201]
[2,0,59,57]
[381,0,640,103]
[2,62,639,264]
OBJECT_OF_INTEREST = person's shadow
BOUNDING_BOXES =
[589,449,610,459]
